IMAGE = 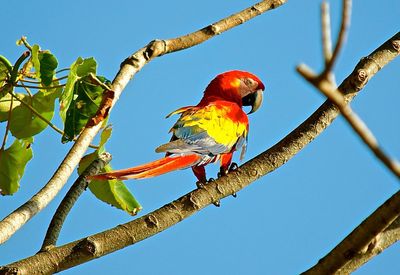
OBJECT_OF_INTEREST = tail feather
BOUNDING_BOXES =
[89,154,201,181]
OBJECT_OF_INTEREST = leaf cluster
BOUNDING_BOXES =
[0,38,140,214]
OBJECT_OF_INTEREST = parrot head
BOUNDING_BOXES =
[200,70,265,114]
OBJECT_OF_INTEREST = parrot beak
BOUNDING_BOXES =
[242,89,263,114]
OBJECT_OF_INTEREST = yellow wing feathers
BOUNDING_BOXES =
[172,103,248,149]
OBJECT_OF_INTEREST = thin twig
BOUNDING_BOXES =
[297,29,400,274]
[320,1,337,85]
[20,82,33,97]
[40,152,112,252]
[19,75,69,84]
[88,73,111,91]
[298,68,400,180]
[321,1,332,65]
[0,93,13,151]
[14,83,66,90]
[2,29,398,275]
[55,68,70,74]
[0,0,287,245]
[321,0,352,77]
[18,36,32,51]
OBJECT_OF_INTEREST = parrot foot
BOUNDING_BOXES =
[228,163,238,198]
[195,178,214,189]
[217,162,239,178]
[217,170,227,178]
[217,163,238,198]
[229,162,239,171]
[196,181,205,189]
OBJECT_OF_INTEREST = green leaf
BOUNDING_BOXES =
[0,58,11,99]
[89,169,142,215]
[97,125,112,153]
[9,88,60,138]
[59,57,97,122]
[39,52,58,86]
[31,45,59,86]
[76,126,112,173]
[0,137,33,195]
[78,151,142,215]
[62,75,108,143]
[31,45,41,79]
[0,93,24,122]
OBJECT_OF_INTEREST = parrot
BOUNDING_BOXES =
[90,70,265,186]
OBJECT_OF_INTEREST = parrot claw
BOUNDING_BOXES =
[217,163,238,179]
[217,169,228,178]
[196,178,215,189]
[229,162,239,171]
[213,200,221,207]
[232,192,237,198]
[196,181,205,189]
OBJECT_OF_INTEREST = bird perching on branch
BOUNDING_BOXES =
[91,70,265,185]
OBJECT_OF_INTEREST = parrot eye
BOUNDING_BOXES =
[242,78,258,90]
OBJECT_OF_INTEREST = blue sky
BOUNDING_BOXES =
[1,1,399,274]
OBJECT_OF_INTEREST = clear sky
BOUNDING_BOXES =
[1,1,399,274]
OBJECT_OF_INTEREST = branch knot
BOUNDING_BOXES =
[144,40,167,60]
[392,40,400,52]
[74,238,97,256]
[145,215,159,228]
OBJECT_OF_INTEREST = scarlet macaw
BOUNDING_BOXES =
[92,70,265,184]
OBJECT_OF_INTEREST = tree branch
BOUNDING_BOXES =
[40,153,112,252]
[340,213,400,273]
[321,1,333,65]
[302,190,400,275]
[2,29,398,275]
[297,65,400,179]
[321,0,352,78]
[0,0,286,245]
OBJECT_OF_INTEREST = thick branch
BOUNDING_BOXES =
[2,29,398,275]
[0,0,286,245]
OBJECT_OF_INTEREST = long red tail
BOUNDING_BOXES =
[89,154,201,180]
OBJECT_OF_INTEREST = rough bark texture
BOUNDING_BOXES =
[1,30,398,275]
[0,0,286,246]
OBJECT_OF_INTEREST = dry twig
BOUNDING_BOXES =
[296,0,400,272]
